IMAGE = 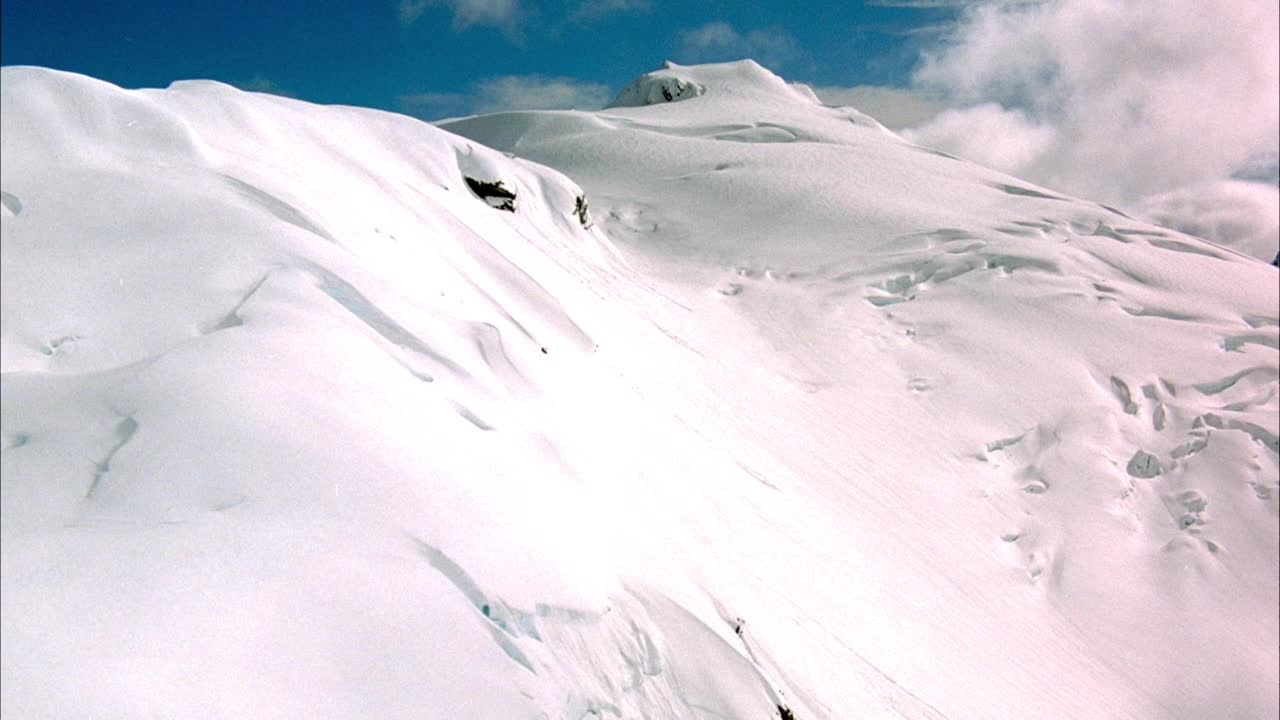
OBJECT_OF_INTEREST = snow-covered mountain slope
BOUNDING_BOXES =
[2,61,1277,719]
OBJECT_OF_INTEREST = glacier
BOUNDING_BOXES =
[1,60,1277,719]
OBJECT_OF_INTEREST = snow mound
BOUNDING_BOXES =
[607,59,818,109]
[608,61,706,107]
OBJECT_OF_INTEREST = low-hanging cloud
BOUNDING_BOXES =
[901,0,1279,260]
[812,85,947,129]
[1132,179,1279,263]
[902,102,1055,171]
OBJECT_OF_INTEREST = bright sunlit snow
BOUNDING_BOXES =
[2,60,1277,719]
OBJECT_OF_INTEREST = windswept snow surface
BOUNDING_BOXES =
[2,61,1277,719]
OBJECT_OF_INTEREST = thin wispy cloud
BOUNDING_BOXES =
[399,74,611,119]
[568,0,650,23]
[232,76,296,99]
[850,21,955,38]
[675,22,801,69]
[849,20,962,40]
[897,22,954,37]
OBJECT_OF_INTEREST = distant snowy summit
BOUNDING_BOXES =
[608,61,707,107]
[607,59,825,109]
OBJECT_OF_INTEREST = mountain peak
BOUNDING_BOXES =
[606,59,818,109]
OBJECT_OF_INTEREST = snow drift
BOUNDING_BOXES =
[2,60,1277,719]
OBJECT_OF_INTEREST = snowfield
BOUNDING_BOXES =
[1,60,1277,719]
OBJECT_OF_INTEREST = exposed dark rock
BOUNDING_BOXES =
[574,194,592,228]
[1126,449,1162,478]
[464,176,516,212]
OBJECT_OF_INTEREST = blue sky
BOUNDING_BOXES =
[0,0,960,118]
